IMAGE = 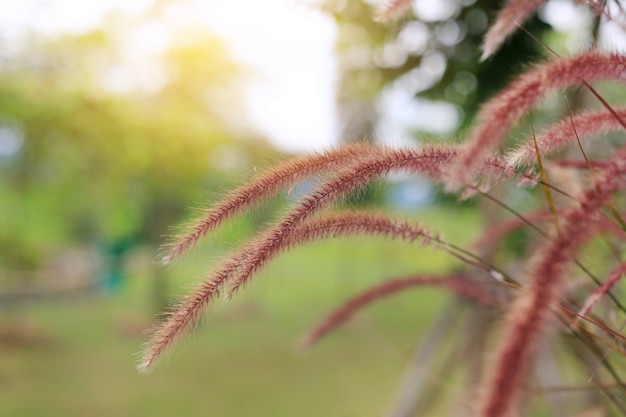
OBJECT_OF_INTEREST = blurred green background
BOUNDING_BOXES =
[0,0,611,416]
[1,207,480,417]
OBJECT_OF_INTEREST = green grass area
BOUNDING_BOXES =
[0,206,481,417]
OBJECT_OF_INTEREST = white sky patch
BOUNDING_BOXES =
[539,0,626,53]
[0,0,152,38]
[539,0,592,32]
[413,0,460,22]
[539,0,594,52]
[599,0,626,52]
[189,0,339,153]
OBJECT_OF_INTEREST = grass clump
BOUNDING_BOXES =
[140,3,626,416]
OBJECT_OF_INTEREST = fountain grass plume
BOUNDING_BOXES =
[299,274,495,350]
[225,145,459,298]
[507,107,626,167]
[449,51,626,190]
[140,144,525,372]
[225,146,523,298]
[480,0,547,61]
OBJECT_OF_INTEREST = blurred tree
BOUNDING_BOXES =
[0,25,273,271]
[319,0,554,140]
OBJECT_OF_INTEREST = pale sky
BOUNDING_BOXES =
[0,0,339,153]
[189,0,339,152]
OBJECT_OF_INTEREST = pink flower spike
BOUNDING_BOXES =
[481,0,546,60]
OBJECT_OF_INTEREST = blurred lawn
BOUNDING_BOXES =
[0,206,480,417]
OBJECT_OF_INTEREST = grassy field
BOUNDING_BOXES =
[0,206,481,417]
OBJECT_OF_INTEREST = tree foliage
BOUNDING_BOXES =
[0,26,272,269]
